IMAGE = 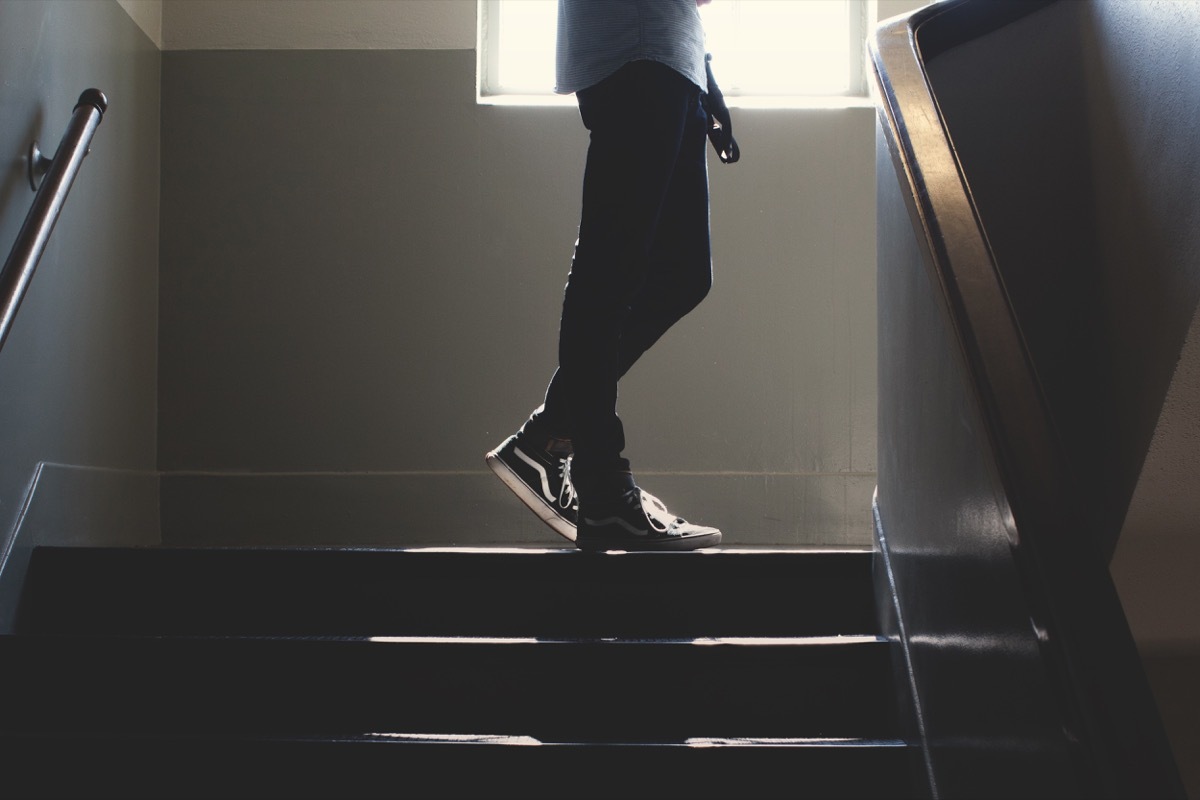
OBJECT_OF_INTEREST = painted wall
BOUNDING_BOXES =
[102,0,1198,572]
[153,0,918,546]
[162,0,476,50]
[157,52,879,546]
[1115,319,1200,648]
[1085,0,1200,652]
[0,1,161,552]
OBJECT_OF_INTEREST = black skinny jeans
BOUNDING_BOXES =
[538,59,713,490]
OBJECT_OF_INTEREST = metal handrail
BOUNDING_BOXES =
[0,89,108,353]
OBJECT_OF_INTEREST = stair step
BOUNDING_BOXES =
[21,546,878,638]
[0,633,897,741]
[10,546,912,796]
[0,731,917,799]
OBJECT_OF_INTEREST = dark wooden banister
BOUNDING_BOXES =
[1,89,108,354]
[870,1,1184,796]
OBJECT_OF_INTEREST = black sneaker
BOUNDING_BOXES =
[486,429,578,542]
[576,478,721,552]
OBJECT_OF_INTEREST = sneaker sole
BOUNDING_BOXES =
[575,529,722,552]
[485,451,577,543]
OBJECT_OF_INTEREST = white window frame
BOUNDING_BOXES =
[477,0,883,108]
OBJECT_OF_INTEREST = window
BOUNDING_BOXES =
[478,0,872,105]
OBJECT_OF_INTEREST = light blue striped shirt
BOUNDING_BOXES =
[555,0,708,95]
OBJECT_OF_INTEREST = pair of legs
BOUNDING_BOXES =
[536,59,713,487]
[488,59,721,550]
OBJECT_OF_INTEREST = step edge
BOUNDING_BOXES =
[30,545,875,557]
[1,632,890,647]
[0,729,909,748]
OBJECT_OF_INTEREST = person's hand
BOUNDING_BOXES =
[696,0,712,7]
[701,54,740,164]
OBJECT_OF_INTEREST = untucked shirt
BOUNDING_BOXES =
[555,0,707,95]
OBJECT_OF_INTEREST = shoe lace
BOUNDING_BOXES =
[625,488,669,533]
[557,457,578,511]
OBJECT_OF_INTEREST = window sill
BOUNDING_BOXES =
[477,94,876,110]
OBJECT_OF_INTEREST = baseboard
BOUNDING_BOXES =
[0,463,160,632]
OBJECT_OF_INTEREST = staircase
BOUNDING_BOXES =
[0,546,915,798]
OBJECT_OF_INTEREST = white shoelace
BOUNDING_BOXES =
[626,488,670,534]
[557,457,578,511]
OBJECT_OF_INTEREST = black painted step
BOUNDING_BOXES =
[0,633,896,741]
[9,546,914,798]
[20,546,878,638]
[0,731,917,799]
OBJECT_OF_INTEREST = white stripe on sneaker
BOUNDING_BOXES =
[515,447,555,503]
[486,453,577,542]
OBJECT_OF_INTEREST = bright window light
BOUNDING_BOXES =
[479,0,868,101]
[481,0,559,95]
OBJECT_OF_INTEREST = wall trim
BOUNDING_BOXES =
[0,463,161,633]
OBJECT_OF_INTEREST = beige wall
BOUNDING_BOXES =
[156,45,881,546]
[131,0,939,549]
[1113,294,1200,647]
[160,0,476,50]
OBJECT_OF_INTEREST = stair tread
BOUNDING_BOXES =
[22,545,880,638]
[0,632,899,740]
[0,730,918,799]
[2,729,908,747]
[7,546,914,797]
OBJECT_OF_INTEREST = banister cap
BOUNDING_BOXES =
[75,89,108,117]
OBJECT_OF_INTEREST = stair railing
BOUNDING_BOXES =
[870,2,1184,797]
[1,89,108,354]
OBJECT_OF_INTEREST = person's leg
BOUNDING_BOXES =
[490,60,720,549]
[551,60,700,484]
[557,63,720,551]
[617,88,712,377]
[538,77,711,432]
[486,60,691,542]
